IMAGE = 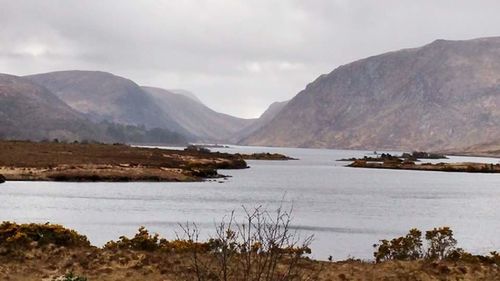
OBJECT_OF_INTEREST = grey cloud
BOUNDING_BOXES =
[1,0,500,117]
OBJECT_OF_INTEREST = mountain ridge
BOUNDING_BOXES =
[26,70,189,135]
[0,73,187,144]
[241,36,500,151]
[142,86,255,142]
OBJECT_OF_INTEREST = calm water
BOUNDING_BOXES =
[0,146,499,260]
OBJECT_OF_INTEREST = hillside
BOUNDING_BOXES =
[241,37,500,151]
[168,89,204,104]
[26,71,188,135]
[0,74,187,144]
[235,100,288,142]
[142,86,254,142]
[0,74,100,141]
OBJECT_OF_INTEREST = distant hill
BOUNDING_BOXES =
[0,74,187,144]
[235,100,288,142]
[242,37,500,151]
[142,86,254,142]
[26,71,188,135]
[0,74,98,141]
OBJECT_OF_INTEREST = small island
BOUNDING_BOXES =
[236,152,298,160]
[0,141,248,182]
[343,152,500,173]
[338,151,447,162]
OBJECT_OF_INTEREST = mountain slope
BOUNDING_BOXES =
[26,71,188,135]
[0,74,187,144]
[168,89,204,104]
[0,74,101,141]
[142,86,254,142]
[235,100,288,142]
[242,37,500,151]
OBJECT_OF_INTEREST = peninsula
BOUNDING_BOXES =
[0,141,247,182]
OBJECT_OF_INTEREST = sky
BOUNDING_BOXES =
[1,0,500,118]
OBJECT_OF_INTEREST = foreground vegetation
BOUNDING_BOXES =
[0,140,247,182]
[0,209,498,280]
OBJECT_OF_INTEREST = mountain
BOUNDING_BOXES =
[0,73,187,144]
[241,37,500,151]
[0,74,98,141]
[142,86,254,142]
[26,71,188,134]
[235,100,288,142]
[168,89,204,104]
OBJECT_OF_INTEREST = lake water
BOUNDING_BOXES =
[0,146,499,260]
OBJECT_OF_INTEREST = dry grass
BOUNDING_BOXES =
[0,247,498,281]
[0,221,498,281]
[0,140,247,181]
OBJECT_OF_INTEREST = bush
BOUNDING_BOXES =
[374,227,459,262]
[0,222,90,249]
[104,226,210,253]
[181,206,316,281]
[104,226,163,251]
[425,227,457,260]
[373,228,423,262]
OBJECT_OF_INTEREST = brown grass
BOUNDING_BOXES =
[0,223,498,281]
[0,243,498,281]
[0,140,247,182]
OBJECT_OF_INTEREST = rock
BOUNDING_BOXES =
[0,174,5,183]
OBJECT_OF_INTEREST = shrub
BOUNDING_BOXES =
[181,206,316,281]
[373,228,423,262]
[104,226,211,253]
[374,227,459,262]
[104,226,163,251]
[425,227,457,260]
[0,222,90,249]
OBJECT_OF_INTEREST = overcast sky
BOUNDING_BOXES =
[1,0,500,118]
